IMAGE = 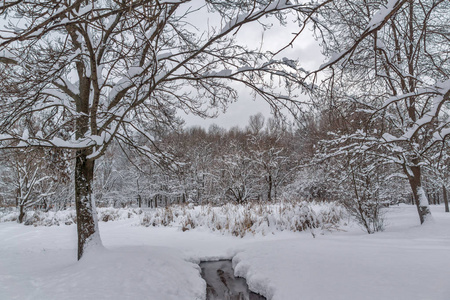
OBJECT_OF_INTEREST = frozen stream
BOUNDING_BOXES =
[200,260,266,300]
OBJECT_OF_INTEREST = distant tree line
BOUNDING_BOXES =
[2,109,448,233]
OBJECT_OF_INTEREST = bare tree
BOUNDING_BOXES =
[249,133,294,202]
[219,145,259,204]
[2,148,59,222]
[425,145,450,212]
[248,113,266,135]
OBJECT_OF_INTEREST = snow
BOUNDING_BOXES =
[221,13,248,35]
[417,187,430,208]
[156,52,173,60]
[232,205,450,300]
[1,205,449,300]
[17,129,29,147]
[127,66,144,78]
[319,49,349,70]
[219,0,294,35]
[437,78,450,91]
[434,127,450,141]
[0,49,15,59]
[238,66,253,72]
[382,132,400,142]
[203,69,233,77]
[367,0,399,30]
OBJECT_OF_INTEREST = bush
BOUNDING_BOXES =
[342,198,385,234]
[0,208,18,222]
[97,207,142,222]
[0,207,142,226]
[140,201,345,237]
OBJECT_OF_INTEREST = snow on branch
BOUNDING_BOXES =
[316,0,408,72]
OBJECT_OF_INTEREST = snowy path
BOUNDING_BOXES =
[1,205,449,300]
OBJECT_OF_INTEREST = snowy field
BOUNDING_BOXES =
[1,204,449,300]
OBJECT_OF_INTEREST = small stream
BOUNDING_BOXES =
[200,260,266,300]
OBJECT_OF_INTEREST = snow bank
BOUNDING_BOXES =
[231,205,450,300]
[0,244,205,300]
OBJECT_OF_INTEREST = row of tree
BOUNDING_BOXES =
[0,115,300,208]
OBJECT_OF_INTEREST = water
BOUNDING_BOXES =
[199,260,266,300]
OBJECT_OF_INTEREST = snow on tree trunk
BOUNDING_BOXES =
[414,187,431,224]
[75,150,102,260]
[408,164,432,224]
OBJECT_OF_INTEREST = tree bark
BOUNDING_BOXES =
[18,204,25,223]
[75,150,102,260]
[407,163,431,224]
[443,185,449,213]
[267,175,272,202]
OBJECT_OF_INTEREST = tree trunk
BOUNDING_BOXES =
[407,164,431,224]
[75,150,102,260]
[18,204,25,223]
[267,175,272,202]
[443,185,449,213]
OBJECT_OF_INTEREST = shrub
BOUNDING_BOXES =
[140,201,345,236]
[342,198,385,234]
[0,207,141,226]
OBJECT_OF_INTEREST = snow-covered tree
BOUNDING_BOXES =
[249,133,294,202]
[218,143,259,203]
[425,144,450,212]
[313,0,450,224]
[2,149,56,222]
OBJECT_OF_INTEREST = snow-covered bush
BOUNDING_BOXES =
[314,202,347,231]
[1,202,345,235]
[0,208,19,222]
[140,201,346,237]
[22,210,74,226]
[97,207,143,222]
[0,207,142,226]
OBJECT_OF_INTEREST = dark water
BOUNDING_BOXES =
[199,260,266,300]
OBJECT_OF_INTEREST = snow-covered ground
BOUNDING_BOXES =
[1,204,449,300]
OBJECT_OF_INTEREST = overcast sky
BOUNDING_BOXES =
[178,1,325,129]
